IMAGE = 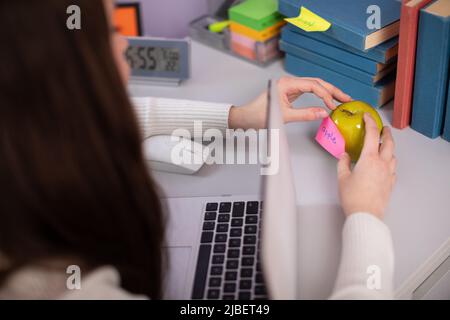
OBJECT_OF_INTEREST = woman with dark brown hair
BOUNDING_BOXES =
[0,0,396,299]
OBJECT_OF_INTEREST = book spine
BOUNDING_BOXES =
[280,40,392,85]
[284,24,392,63]
[281,27,385,74]
[278,0,366,51]
[442,81,450,142]
[411,12,450,139]
[393,0,434,129]
[284,54,395,108]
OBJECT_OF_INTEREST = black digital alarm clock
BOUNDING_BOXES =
[125,37,191,86]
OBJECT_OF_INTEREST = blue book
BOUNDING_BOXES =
[411,0,450,139]
[442,80,450,142]
[283,24,398,66]
[285,54,396,108]
[278,0,401,51]
[280,40,395,85]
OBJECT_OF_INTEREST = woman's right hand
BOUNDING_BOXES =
[337,113,397,220]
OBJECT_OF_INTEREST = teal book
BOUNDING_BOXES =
[442,81,450,142]
[411,0,450,139]
[278,0,401,51]
[280,40,395,85]
[284,54,396,108]
[282,24,398,67]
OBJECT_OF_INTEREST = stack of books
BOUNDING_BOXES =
[393,0,450,141]
[278,0,401,108]
[228,0,285,63]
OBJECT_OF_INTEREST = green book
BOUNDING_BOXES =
[228,0,283,31]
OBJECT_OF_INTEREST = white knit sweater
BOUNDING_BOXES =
[0,97,394,300]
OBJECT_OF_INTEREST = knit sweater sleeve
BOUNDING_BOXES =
[131,97,233,139]
[330,213,395,299]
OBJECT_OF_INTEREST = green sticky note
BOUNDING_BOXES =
[229,0,283,31]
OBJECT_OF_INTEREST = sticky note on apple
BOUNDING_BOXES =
[315,117,345,159]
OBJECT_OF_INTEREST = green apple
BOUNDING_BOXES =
[330,100,383,162]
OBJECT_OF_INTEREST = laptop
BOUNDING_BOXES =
[162,80,298,300]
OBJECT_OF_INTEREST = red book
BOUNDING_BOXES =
[393,0,434,129]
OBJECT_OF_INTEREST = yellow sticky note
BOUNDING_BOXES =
[284,6,331,32]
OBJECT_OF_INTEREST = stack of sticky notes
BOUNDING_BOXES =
[278,0,402,108]
[228,0,285,63]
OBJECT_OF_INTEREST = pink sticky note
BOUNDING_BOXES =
[315,117,345,159]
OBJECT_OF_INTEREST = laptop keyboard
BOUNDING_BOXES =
[192,201,268,300]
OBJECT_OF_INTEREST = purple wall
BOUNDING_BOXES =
[117,0,208,38]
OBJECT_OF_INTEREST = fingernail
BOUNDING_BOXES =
[338,152,347,159]
[316,110,329,118]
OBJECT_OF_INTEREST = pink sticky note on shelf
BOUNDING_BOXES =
[315,117,345,159]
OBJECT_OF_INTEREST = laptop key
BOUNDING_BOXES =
[227,249,240,259]
[244,225,257,234]
[216,223,228,233]
[226,260,239,269]
[225,271,237,281]
[207,289,220,299]
[212,255,225,264]
[214,244,226,253]
[246,201,259,214]
[229,238,241,247]
[224,283,236,293]
[255,285,266,295]
[219,202,232,213]
[256,262,261,271]
[218,214,230,223]
[239,291,251,300]
[242,257,254,266]
[210,266,223,275]
[209,277,222,287]
[244,235,256,245]
[204,212,217,221]
[241,268,253,278]
[245,215,258,224]
[256,273,264,284]
[243,246,256,255]
[223,295,235,300]
[191,244,211,299]
[203,221,215,231]
[215,234,227,243]
[201,232,213,243]
[206,203,218,211]
[231,218,243,227]
[230,228,242,237]
[232,202,245,217]
[239,280,252,290]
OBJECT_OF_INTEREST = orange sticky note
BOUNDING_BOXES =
[114,5,141,37]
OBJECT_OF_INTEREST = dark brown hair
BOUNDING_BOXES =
[0,0,165,298]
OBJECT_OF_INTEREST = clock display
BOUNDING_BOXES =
[126,46,180,72]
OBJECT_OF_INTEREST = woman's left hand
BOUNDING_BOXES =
[228,76,352,130]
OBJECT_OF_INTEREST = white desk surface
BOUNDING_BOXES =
[129,40,450,299]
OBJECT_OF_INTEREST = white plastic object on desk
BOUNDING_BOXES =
[142,135,211,175]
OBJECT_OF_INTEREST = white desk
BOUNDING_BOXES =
[129,40,450,299]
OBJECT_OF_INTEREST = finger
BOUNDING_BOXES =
[390,156,397,174]
[337,153,352,181]
[304,78,352,103]
[300,79,337,110]
[360,113,381,157]
[380,126,395,161]
[285,107,329,122]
